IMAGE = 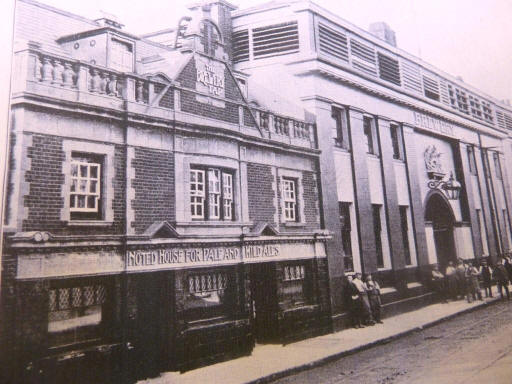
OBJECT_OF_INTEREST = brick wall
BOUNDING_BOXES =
[112,145,126,234]
[246,163,276,225]
[302,170,320,230]
[23,134,65,232]
[181,91,239,124]
[0,250,18,383]
[131,147,175,234]
[243,107,256,127]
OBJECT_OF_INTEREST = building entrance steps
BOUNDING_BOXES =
[139,288,504,384]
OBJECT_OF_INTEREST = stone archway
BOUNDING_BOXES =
[425,191,457,269]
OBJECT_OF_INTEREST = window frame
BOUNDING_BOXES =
[399,206,412,266]
[467,146,477,176]
[69,152,104,221]
[493,152,502,180]
[280,262,313,309]
[282,177,298,222]
[332,106,350,150]
[339,202,354,272]
[363,116,378,156]
[372,204,384,268]
[390,123,403,160]
[184,268,234,321]
[47,277,112,350]
[189,166,236,221]
[109,37,134,72]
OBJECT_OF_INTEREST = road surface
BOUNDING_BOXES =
[273,300,512,384]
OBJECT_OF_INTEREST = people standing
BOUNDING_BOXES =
[352,273,375,326]
[346,275,364,329]
[504,254,512,284]
[465,262,482,302]
[445,261,457,300]
[431,264,447,303]
[365,274,383,324]
[493,258,510,300]
[455,259,467,299]
[479,259,493,298]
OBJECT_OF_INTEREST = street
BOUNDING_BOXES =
[273,300,512,384]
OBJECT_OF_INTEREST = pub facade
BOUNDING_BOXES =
[1,0,331,382]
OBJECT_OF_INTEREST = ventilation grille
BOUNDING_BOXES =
[439,79,450,105]
[252,21,299,59]
[233,29,249,63]
[377,52,400,86]
[350,39,377,76]
[497,111,506,129]
[318,23,348,62]
[401,61,422,93]
[423,75,440,101]
[505,114,512,130]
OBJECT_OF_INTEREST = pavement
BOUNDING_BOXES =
[139,289,505,384]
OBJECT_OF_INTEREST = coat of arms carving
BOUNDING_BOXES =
[424,145,445,180]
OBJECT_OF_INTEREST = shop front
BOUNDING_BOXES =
[124,235,330,374]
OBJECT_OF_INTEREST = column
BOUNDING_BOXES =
[301,97,344,329]
[349,107,377,273]
[402,124,429,267]
[377,117,406,272]
[457,142,483,257]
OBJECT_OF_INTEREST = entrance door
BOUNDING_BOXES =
[137,272,170,377]
[425,192,456,270]
[250,263,279,343]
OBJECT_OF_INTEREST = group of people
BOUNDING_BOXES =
[431,255,512,303]
[346,273,383,328]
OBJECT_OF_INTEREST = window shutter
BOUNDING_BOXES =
[377,52,400,86]
[401,60,422,93]
[233,29,249,63]
[318,23,348,62]
[252,21,299,59]
[350,38,377,76]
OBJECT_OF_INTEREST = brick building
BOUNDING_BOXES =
[231,1,512,328]
[1,0,332,382]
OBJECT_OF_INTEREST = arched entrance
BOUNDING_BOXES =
[425,191,456,269]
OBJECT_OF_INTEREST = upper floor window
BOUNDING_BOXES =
[399,206,412,266]
[493,153,502,179]
[70,153,103,220]
[110,38,133,72]
[190,167,234,221]
[390,124,403,160]
[282,178,298,222]
[363,116,378,155]
[467,146,477,176]
[332,107,349,150]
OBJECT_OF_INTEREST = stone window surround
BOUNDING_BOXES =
[179,154,242,224]
[61,140,115,225]
[277,168,306,226]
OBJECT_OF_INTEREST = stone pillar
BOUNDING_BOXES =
[349,107,377,273]
[498,152,512,251]
[474,146,498,261]
[457,142,483,258]
[377,117,406,273]
[301,97,344,330]
[402,124,429,268]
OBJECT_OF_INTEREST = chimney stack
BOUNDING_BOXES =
[369,22,396,47]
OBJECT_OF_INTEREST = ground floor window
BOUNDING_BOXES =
[184,269,233,320]
[281,263,311,308]
[48,279,109,348]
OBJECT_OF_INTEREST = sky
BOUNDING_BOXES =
[0,0,511,226]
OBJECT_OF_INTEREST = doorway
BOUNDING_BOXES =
[425,192,457,269]
[250,263,279,343]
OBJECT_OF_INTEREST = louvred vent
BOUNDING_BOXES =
[233,29,249,63]
[377,52,400,86]
[423,75,440,101]
[402,61,422,93]
[350,38,377,76]
[252,21,299,59]
[318,23,348,62]
[505,114,512,130]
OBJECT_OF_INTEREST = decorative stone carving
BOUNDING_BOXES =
[424,145,445,180]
